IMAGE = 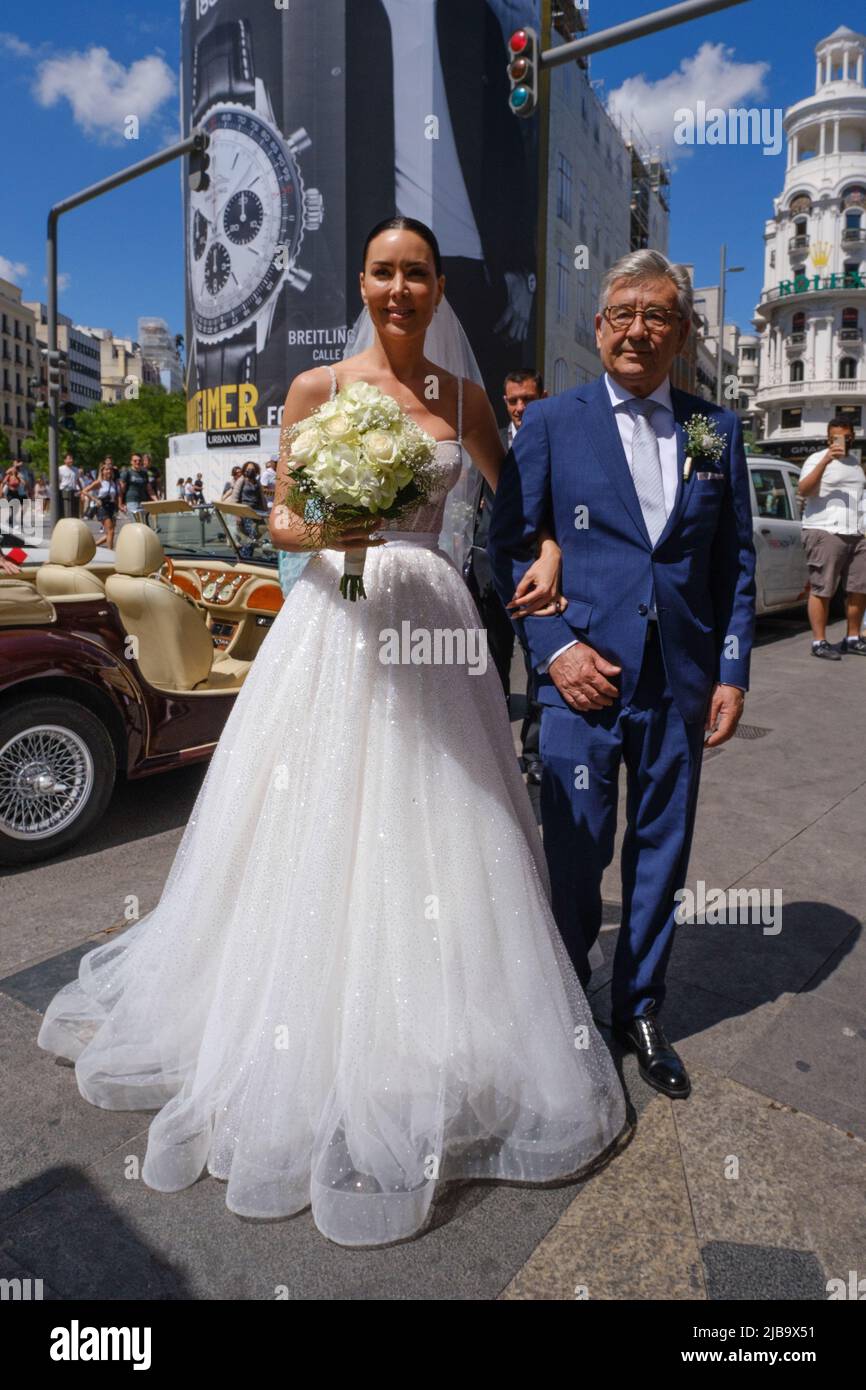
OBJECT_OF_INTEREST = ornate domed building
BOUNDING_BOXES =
[753,26,866,460]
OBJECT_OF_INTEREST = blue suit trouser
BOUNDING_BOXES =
[539,625,707,1023]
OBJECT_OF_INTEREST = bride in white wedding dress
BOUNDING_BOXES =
[37,219,627,1248]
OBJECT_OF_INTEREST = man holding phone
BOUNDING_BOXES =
[798,419,866,659]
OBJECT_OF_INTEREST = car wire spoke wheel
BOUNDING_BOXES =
[0,723,95,841]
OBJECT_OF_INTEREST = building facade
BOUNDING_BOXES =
[753,25,866,460]
[0,279,37,460]
[76,326,160,404]
[544,4,670,393]
[138,317,183,394]
[24,302,104,417]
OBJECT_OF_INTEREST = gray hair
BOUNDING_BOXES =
[598,250,693,322]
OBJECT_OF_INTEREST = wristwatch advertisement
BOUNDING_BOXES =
[181,1,344,437]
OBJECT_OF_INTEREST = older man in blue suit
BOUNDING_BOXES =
[488,249,756,1099]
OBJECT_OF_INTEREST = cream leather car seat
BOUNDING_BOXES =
[105,523,250,692]
[35,519,106,597]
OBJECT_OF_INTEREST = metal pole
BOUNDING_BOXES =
[46,212,60,525]
[46,131,205,532]
[716,243,726,406]
[539,0,750,68]
[535,0,553,386]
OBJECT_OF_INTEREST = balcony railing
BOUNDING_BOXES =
[786,332,806,350]
[788,235,810,254]
[841,227,866,246]
[755,378,863,403]
[840,327,863,342]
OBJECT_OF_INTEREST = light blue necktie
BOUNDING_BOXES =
[626,397,667,546]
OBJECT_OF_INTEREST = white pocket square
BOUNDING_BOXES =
[696,471,724,481]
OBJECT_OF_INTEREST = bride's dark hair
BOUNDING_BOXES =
[362,217,443,277]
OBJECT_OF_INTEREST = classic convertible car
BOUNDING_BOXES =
[0,501,287,866]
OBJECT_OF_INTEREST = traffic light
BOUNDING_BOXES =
[189,129,211,193]
[44,348,62,394]
[60,400,78,432]
[507,27,539,118]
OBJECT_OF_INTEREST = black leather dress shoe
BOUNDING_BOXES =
[613,1014,691,1099]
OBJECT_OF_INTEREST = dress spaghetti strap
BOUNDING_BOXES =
[457,374,463,448]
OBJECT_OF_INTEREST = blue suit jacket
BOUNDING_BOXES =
[486,376,757,726]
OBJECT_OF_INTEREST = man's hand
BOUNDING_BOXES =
[704,683,745,747]
[549,641,621,711]
[493,270,533,344]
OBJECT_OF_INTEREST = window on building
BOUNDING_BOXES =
[556,152,573,225]
[790,360,804,383]
[556,249,570,321]
[781,407,802,429]
[792,311,805,333]
[553,358,569,394]
[839,357,857,378]
[837,406,862,427]
[842,306,859,327]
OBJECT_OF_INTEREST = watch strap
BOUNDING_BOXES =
[195,329,256,392]
[192,18,255,126]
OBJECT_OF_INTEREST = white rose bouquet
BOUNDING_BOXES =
[279,382,441,599]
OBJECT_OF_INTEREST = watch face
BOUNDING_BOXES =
[189,106,303,341]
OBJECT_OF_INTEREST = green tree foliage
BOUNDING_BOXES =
[26,386,186,483]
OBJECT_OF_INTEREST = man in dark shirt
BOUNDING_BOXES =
[119,453,155,516]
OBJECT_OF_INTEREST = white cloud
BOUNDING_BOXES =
[0,255,28,283]
[0,32,35,58]
[607,42,770,162]
[33,45,176,144]
[39,271,71,292]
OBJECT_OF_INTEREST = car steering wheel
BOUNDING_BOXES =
[154,556,189,597]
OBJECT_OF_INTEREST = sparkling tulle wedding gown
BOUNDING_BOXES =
[37,369,626,1247]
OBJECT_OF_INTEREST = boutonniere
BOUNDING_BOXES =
[682,414,726,481]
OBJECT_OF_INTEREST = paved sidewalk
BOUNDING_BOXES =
[0,614,863,1299]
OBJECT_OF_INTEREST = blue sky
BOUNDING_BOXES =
[0,0,860,345]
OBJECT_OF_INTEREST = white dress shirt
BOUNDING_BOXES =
[382,0,483,260]
[537,373,677,674]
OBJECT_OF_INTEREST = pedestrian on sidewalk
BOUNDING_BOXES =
[58,453,80,519]
[80,462,121,549]
[797,419,866,659]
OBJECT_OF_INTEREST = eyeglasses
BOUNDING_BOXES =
[603,304,682,331]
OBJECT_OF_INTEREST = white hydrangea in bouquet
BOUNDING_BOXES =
[278,382,441,599]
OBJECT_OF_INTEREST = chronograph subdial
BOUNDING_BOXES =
[204,242,232,296]
[224,190,263,246]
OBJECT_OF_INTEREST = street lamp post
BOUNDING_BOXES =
[716,244,745,405]
[46,130,209,526]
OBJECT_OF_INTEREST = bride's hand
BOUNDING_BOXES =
[505,539,568,618]
[327,517,386,553]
